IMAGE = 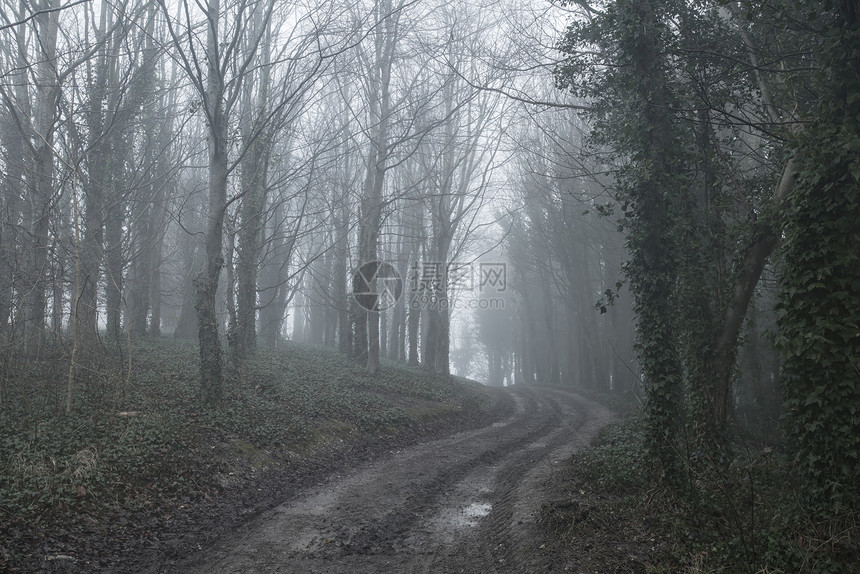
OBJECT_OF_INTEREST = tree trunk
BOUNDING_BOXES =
[78,0,115,346]
[26,1,61,353]
[196,0,228,406]
[258,201,295,347]
[389,225,409,361]
[355,163,383,370]
[407,288,421,365]
[487,349,504,387]
[292,286,305,342]
[406,203,424,365]
[150,238,163,336]
[323,248,337,347]
[235,143,266,358]
[196,142,227,405]
[334,195,351,354]
[174,233,202,339]
[80,123,106,344]
[0,100,25,336]
[128,182,156,338]
[147,159,167,337]
[614,0,686,481]
[50,230,66,336]
[308,253,327,345]
[235,23,271,359]
[424,227,452,377]
[708,158,797,429]
[379,308,387,358]
[104,193,124,340]
[354,0,399,375]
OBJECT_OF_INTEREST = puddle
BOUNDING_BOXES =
[453,502,492,527]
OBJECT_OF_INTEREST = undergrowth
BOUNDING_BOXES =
[543,417,858,573]
[0,336,487,569]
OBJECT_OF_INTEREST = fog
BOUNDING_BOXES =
[1,0,857,570]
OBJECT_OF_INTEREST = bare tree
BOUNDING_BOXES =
[156,0,280,403]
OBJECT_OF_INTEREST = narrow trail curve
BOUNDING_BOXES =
[170,386,611,574]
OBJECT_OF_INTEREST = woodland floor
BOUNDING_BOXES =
[0,338,505,572]
[6,339,846,573]
[152,385,614,574]
[1,337,671,574]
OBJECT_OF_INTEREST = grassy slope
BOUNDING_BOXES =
[0,337,495,571]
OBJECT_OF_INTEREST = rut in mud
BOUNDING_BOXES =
[159,386,611,574]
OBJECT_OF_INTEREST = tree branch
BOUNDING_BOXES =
[0,0,91,32]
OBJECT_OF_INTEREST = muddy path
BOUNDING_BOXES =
[159,386,611,574]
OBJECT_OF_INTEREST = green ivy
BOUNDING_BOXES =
[557,0,694,482]
[777,18,860,514]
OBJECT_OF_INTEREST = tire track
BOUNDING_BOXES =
[170,386,610,574]
[414,388,594,573]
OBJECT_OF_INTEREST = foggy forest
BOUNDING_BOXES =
[0,0,857,572]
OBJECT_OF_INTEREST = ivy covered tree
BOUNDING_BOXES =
[777,0,860,514]
[555,0,823,482]
[562,0,691,481]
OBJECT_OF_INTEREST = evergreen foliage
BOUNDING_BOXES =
[557,0,689,482]
[557,1,859,520]
[777,2,860,514]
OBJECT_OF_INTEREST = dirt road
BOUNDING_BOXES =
[169,386,611,573]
